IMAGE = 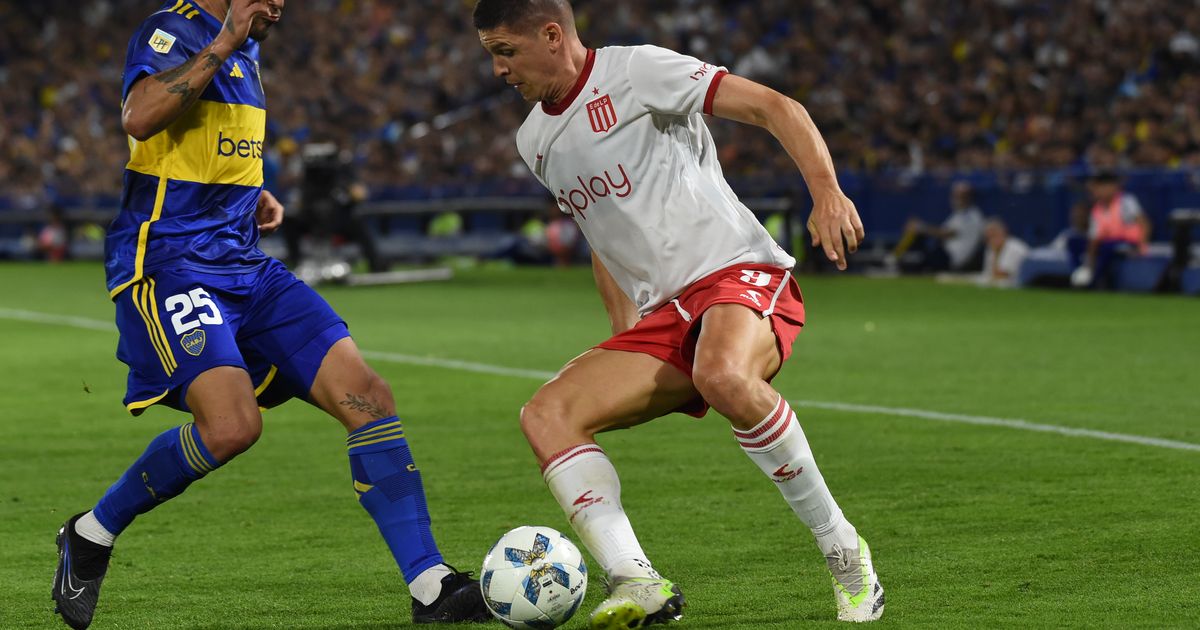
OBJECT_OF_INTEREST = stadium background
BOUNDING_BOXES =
[1,1,1198,628]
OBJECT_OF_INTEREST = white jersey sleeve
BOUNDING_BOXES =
[626,45,727,116]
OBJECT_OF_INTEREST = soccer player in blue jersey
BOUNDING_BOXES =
[50,1,490,628]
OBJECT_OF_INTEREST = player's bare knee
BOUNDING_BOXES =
[520,393,572,446]
[199,408,262,459]
[692,362,750,413]
[363,368,396,410]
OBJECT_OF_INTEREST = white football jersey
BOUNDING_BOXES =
[516,45,795,315]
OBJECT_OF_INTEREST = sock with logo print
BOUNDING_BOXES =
[542,443,659,580]
[735,395,858,555]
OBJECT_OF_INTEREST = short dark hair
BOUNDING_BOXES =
[473,0,575,34]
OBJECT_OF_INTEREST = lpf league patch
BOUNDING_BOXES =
[181,329,206,356]
[148,29,177,54]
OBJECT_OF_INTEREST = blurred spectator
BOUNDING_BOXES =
[36,206,69,262]
[3,0,1200,207]
[1071,172,1150,287]
[979,217,1028,288]
[1049,201,1091,264]
[890,181,985,272]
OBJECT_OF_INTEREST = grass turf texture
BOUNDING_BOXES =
[1,262,1197,628]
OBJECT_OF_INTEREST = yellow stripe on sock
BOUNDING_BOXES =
[178,425,206,474]
[180,424,213,474]
[347,426,406,448]
[345,420,403,444]
[345,433,407,451]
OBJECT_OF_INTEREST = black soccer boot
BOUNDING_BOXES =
[52,512,113,630]
[412,565,493,624]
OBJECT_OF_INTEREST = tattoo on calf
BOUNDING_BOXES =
[339,393,390,420]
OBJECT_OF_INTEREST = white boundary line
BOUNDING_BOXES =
[4,307,1198,454]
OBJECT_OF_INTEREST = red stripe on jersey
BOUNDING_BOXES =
[703,70,729,116]
[541,444,605,474]
[543,48,597,116]
[734,397,788,440]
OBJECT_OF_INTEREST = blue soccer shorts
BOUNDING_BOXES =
[113,258,349,415]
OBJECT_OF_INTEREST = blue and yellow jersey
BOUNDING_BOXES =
[105,0,269,297]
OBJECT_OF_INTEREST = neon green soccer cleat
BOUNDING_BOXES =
[827,535,885,622]
[589,577,685,629]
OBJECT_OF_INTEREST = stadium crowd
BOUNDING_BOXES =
[2,0,1200,208]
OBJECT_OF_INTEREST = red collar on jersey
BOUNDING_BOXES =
[542,48,596,116]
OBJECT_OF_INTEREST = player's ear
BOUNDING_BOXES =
[544,22,563,51]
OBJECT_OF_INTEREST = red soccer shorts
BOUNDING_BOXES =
[596,263,805,417]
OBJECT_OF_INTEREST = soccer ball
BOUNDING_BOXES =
[481,526,588,629]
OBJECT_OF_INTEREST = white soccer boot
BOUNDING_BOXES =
[588,576,685,629]
[827,535,885,622]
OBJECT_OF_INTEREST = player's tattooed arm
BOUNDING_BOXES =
[152,52,222,108]
[122,0,268,141]
[122,47,231,140]
[339,394,392,421]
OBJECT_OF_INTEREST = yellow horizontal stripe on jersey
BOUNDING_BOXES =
[126,100,266,187]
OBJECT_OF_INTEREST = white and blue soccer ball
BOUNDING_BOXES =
[481,526,588,629]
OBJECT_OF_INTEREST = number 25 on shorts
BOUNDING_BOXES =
[165,288,224,335]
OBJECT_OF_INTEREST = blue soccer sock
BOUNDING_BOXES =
[347,416,444,583]
[92,422,221,536]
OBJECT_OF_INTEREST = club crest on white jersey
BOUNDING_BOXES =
[586,94,618,133]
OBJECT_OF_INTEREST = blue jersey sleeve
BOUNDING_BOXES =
[122,11,202,100]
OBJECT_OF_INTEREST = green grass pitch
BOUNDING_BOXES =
[1,261,1198,628]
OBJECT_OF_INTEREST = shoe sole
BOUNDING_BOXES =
[590,602,646,630]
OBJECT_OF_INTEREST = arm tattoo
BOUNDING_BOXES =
[339,393,391,420]
[154,54,198,84]
[166,80,197,105]
[153,53,222,106]
[202,52,222,71]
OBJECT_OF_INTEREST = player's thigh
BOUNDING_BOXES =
[524,348,697,440]
[307,336,396,430]
[237,261,361,419]
[692,303,782,383]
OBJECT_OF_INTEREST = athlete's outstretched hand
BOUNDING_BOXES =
[217,0,272,49]
[807,191,864,271]
[256,189,284,234]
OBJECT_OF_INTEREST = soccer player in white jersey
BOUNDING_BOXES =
[474,1,884,627]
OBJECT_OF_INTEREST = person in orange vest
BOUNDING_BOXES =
[1071,171,1150,288]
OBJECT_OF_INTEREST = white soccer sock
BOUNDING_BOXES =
[75,510,115,547]
[409,563,453,606]
[542,444,658,581]
[735,396,858,555]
